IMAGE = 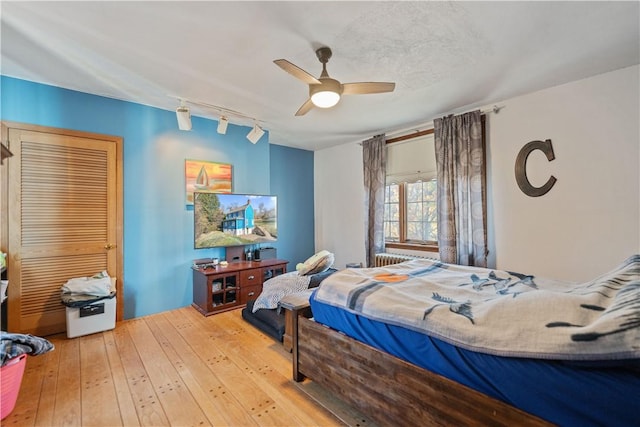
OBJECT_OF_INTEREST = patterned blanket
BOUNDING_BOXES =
[314,255,640,360]
[1,332,54,366]
[252,271,311,312]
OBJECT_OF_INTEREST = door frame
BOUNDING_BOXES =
[1,121,124,322]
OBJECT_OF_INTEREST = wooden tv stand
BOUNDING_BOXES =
[192,259,288,316]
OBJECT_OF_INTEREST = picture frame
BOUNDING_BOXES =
[185,159,232,206]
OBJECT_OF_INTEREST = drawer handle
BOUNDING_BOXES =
[248,275,255,280]
[248,291,255,296]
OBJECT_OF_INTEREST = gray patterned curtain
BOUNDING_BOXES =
[434,110,487,266]
[362,134,387,267]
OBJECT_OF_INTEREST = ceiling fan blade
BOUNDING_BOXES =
[274,59,321,85]
[295,98,314,116]
[342,82,396,95]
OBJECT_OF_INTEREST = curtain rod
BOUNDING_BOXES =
[383,104,504,141]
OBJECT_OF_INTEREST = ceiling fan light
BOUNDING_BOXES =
[311,91,341,108]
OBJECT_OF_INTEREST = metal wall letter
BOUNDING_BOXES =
[515,139,557,197]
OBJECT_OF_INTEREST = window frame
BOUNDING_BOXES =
[384,129,439,254]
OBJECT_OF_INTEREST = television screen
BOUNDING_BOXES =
[194,192,277,249]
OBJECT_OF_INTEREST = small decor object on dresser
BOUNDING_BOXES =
[192,257,218,269]
[254,247,277,261]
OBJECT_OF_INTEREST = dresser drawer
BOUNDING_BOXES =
[240,268,261,286]
[240,285,261,303]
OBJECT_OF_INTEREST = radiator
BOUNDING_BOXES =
[374,253,420,267]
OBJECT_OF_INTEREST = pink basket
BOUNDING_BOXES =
[1,354,27,420]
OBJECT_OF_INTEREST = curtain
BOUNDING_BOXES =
[362,134,387,267]
[434,110,487,267]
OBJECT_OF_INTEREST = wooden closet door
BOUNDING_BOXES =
[4,123,123,336]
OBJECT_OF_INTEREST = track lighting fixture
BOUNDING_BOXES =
[170,96,266,141]
[217,116,229,134]
[176,103,192,131]
[246,124,265,144]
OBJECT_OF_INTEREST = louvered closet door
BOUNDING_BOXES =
[7,126,120,335]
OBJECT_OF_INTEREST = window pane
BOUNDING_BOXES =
[384,184,400,242]
[425,221,437,242]
[406,201,422,220]
[406,182,422,202]
[385,221,399,241]
[424,180,437,201]
[406,221,423,240]
[424,201,437,222]
[404,181,438,243]
[385,203,399,221]
[387,184,399,203]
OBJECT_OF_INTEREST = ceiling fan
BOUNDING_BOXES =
[274,47,396,116]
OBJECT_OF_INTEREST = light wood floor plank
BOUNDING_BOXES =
[103,330,141,427]
[112,321,170,426]
[52,336,82,426]
[213,310,344,426]
[34,341,62,427]
[221,311,368,426]
[173,307,288,425]
[3,306,374,427]
[147,312,253,426]
[79,333,123,426]
[125,318,210,426]
[184,309,339,426]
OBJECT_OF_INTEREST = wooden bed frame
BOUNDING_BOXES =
[292,316,552,426]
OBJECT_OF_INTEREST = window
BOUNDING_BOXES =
[384,180,437,245]
[383,130,438,251]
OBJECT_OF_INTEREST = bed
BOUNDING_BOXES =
[293,256,640,426]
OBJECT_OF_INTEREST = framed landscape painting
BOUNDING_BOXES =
[185,160,232,206]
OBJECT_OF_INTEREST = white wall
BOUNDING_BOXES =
[315,65,639,281]
[488,65,639,281]
[314,142,366,269]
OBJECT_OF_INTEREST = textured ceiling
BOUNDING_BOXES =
[1,1,639,151]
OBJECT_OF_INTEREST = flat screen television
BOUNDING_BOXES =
[194,192,277,249]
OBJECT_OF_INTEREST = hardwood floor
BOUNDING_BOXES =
[3,306,375,426]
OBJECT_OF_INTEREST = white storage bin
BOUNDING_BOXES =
[65,296,116,338]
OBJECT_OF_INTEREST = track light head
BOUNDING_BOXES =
[176,106,192,131]
[246,124,265,144]
[217,117,229,134]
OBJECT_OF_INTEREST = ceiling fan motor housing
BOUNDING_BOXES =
[316,47,333,63]
[309,77,343,97]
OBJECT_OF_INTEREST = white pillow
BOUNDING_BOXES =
[297,250,335,276]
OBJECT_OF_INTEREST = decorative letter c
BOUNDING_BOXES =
[515,139,557,197]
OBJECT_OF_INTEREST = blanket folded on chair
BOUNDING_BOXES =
[314,255,640,361]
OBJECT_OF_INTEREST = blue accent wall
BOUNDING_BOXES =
[269,144,315,269]
[1,76,315,319]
